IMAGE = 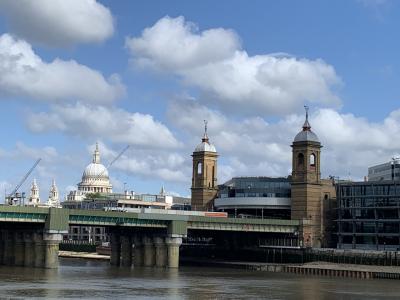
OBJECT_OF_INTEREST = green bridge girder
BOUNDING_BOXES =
[0,206,300,235]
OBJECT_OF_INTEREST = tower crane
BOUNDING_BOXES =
[6,158,41,205]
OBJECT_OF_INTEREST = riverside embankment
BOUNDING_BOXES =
[58,251,400,280]
[181,258,400,280]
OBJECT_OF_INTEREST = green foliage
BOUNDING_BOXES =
[85,192,102,199]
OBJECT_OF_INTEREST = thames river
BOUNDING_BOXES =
[0,258,399,299]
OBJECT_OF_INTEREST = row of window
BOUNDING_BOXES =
[219,192,291,198]
[339,222,400,234]
[340,197,400,208]
[339,185,400,196]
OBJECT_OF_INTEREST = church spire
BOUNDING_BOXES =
[93,142,100,163]
[302,105,311,131]
[202,120,209,143]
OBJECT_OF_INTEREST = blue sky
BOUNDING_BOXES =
[0,0,399,200]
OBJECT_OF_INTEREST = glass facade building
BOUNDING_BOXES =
[368,159,400,181]
[336,181,400,250]
[215,177,291,219]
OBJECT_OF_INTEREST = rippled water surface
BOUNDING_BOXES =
[0,258,399,299]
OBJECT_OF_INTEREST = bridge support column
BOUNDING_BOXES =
[4,230,15,266]
[34,232,45,268]
[166,237,182,268]
[133,236,143,267]
[154,237,167,268]
[43,233,61,269]
[121,235,132,267]
[143,236,155,267]
[24,232,35,267]
[0,230,5,265]
[110,232,121,266]
[14,231,25,266]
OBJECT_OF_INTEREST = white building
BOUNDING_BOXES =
[27,178,40,206]
[47,179,60,207]
[66,143,112,201]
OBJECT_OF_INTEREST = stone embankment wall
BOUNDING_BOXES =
[306,248,400,267]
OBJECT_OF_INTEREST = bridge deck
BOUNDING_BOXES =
[0,206,300,234]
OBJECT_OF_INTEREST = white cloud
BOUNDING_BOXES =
[0,34,124,103]
[126,16,341,115]
[0,0,114,47]
[88,142,189,184]
[168,98,400,183]
[26,103,181,149]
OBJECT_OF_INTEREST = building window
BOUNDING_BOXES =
[298,153,304,167]
[310,153,316,167]
[197,162,202,174]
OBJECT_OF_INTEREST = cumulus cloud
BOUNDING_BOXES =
[168,98,400,183]
[26,103,181,149]
[88,142,189,184]
[126,16,341,115]
[0,34,124,104]
[0,0,114,47]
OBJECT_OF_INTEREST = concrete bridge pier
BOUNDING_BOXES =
[14,231,25,266]
[3,230,15,266]
[154,237,167,268]
[43,233,62,269]
[0,230,5,265]
[143,236,155,267]
[133,236,144,267]
[110,232,121,266]
[24,232,35,267]
[34,232,45,268]
[121,235,132,267]
[166,237,182,268]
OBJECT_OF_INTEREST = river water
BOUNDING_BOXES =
[0,258,399,299]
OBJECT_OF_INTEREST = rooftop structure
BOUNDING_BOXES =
[368,157,400,181]
[293,106,320,143]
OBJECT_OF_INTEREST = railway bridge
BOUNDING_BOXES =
[0,206,300,268]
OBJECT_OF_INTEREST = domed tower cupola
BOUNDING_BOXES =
[194,121,217,153]
[191,121,218,211]
[292,106,322,184]
[293,106,320,143]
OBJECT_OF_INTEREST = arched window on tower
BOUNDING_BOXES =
[197,162,202,175]
[298,153,304,168]
[310,153,316,169]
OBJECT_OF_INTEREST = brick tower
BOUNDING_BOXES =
[191,121,218,211]
[291,106,323,248]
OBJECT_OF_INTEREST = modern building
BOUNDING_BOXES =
[191,122,218,211]
[368,158,400,181]
[214,177,291,219]
[290,107,336,248]
[336,180,400,250]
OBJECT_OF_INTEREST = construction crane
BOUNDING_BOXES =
[6,158,41,205]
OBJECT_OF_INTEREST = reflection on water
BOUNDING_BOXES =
[0,258,399,299]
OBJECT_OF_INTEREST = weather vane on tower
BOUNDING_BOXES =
[202,119,209,142]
